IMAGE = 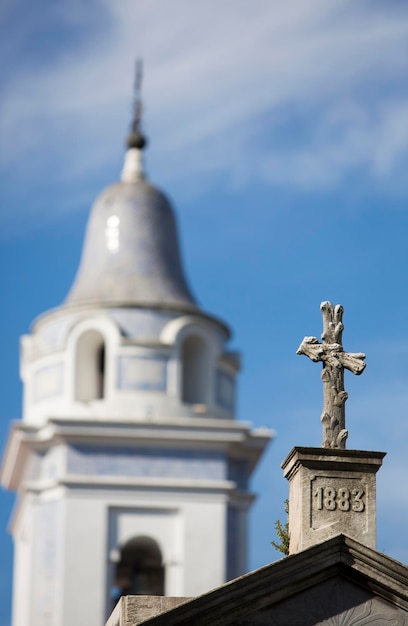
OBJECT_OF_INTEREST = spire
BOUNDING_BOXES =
[121,59,147,182]
[127,58,147,150]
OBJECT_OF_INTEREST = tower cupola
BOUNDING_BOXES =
[18,62,235,426]
[66,62,196,313]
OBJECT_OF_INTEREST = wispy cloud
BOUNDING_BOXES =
[259,98,408,188]
[1,0,408,227]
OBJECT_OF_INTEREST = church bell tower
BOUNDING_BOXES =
[1,67,271,626]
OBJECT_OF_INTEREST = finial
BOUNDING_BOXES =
[121,59,147,182]
[296,301,366,449]
[126,58,147,150]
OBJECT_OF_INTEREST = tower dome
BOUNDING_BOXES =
[65,176,197,311]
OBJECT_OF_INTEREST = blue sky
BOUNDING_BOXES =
[2,0,408,623]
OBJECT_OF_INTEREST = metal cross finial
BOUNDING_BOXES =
[127,58,147,150]
[132,58,143,134]
[297,301,366,449]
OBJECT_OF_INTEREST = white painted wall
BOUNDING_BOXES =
[49,486,231,626]
[12,499,34,626]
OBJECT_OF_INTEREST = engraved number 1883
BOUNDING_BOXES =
[314,486,365,512]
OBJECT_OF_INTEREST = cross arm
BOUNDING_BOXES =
[338,351,366,375]
[296,336,324,362]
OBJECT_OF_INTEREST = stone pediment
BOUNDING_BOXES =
[119,535,408,625]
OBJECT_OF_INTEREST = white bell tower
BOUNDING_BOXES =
[1,69,272,626]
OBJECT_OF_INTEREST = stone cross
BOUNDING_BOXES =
[297,301,366,449]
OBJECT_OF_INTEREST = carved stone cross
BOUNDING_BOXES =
[297,301,366,449]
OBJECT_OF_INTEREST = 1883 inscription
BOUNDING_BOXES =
[311,476,367,531]
[313,486,365,512]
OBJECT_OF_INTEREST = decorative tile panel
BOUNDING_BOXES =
[216,369,235,410]
[228,459,249,490]
[67,445,226,481]
[33,363,63,402]
[111,309,174,341]
[33,500,61,626]
[227,506,240,581]
[118,356,167,391]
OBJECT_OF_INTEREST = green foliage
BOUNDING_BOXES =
[271,499,289,556]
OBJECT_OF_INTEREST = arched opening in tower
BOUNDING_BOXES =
[181,335,210,405]
[75,329,106,401]
[111,536,165,607]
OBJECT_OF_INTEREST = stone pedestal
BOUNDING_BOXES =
[281,447,385,554]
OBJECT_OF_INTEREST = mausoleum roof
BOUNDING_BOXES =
[116,535,408,625]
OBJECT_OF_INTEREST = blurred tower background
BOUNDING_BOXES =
[1,71,272,626]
